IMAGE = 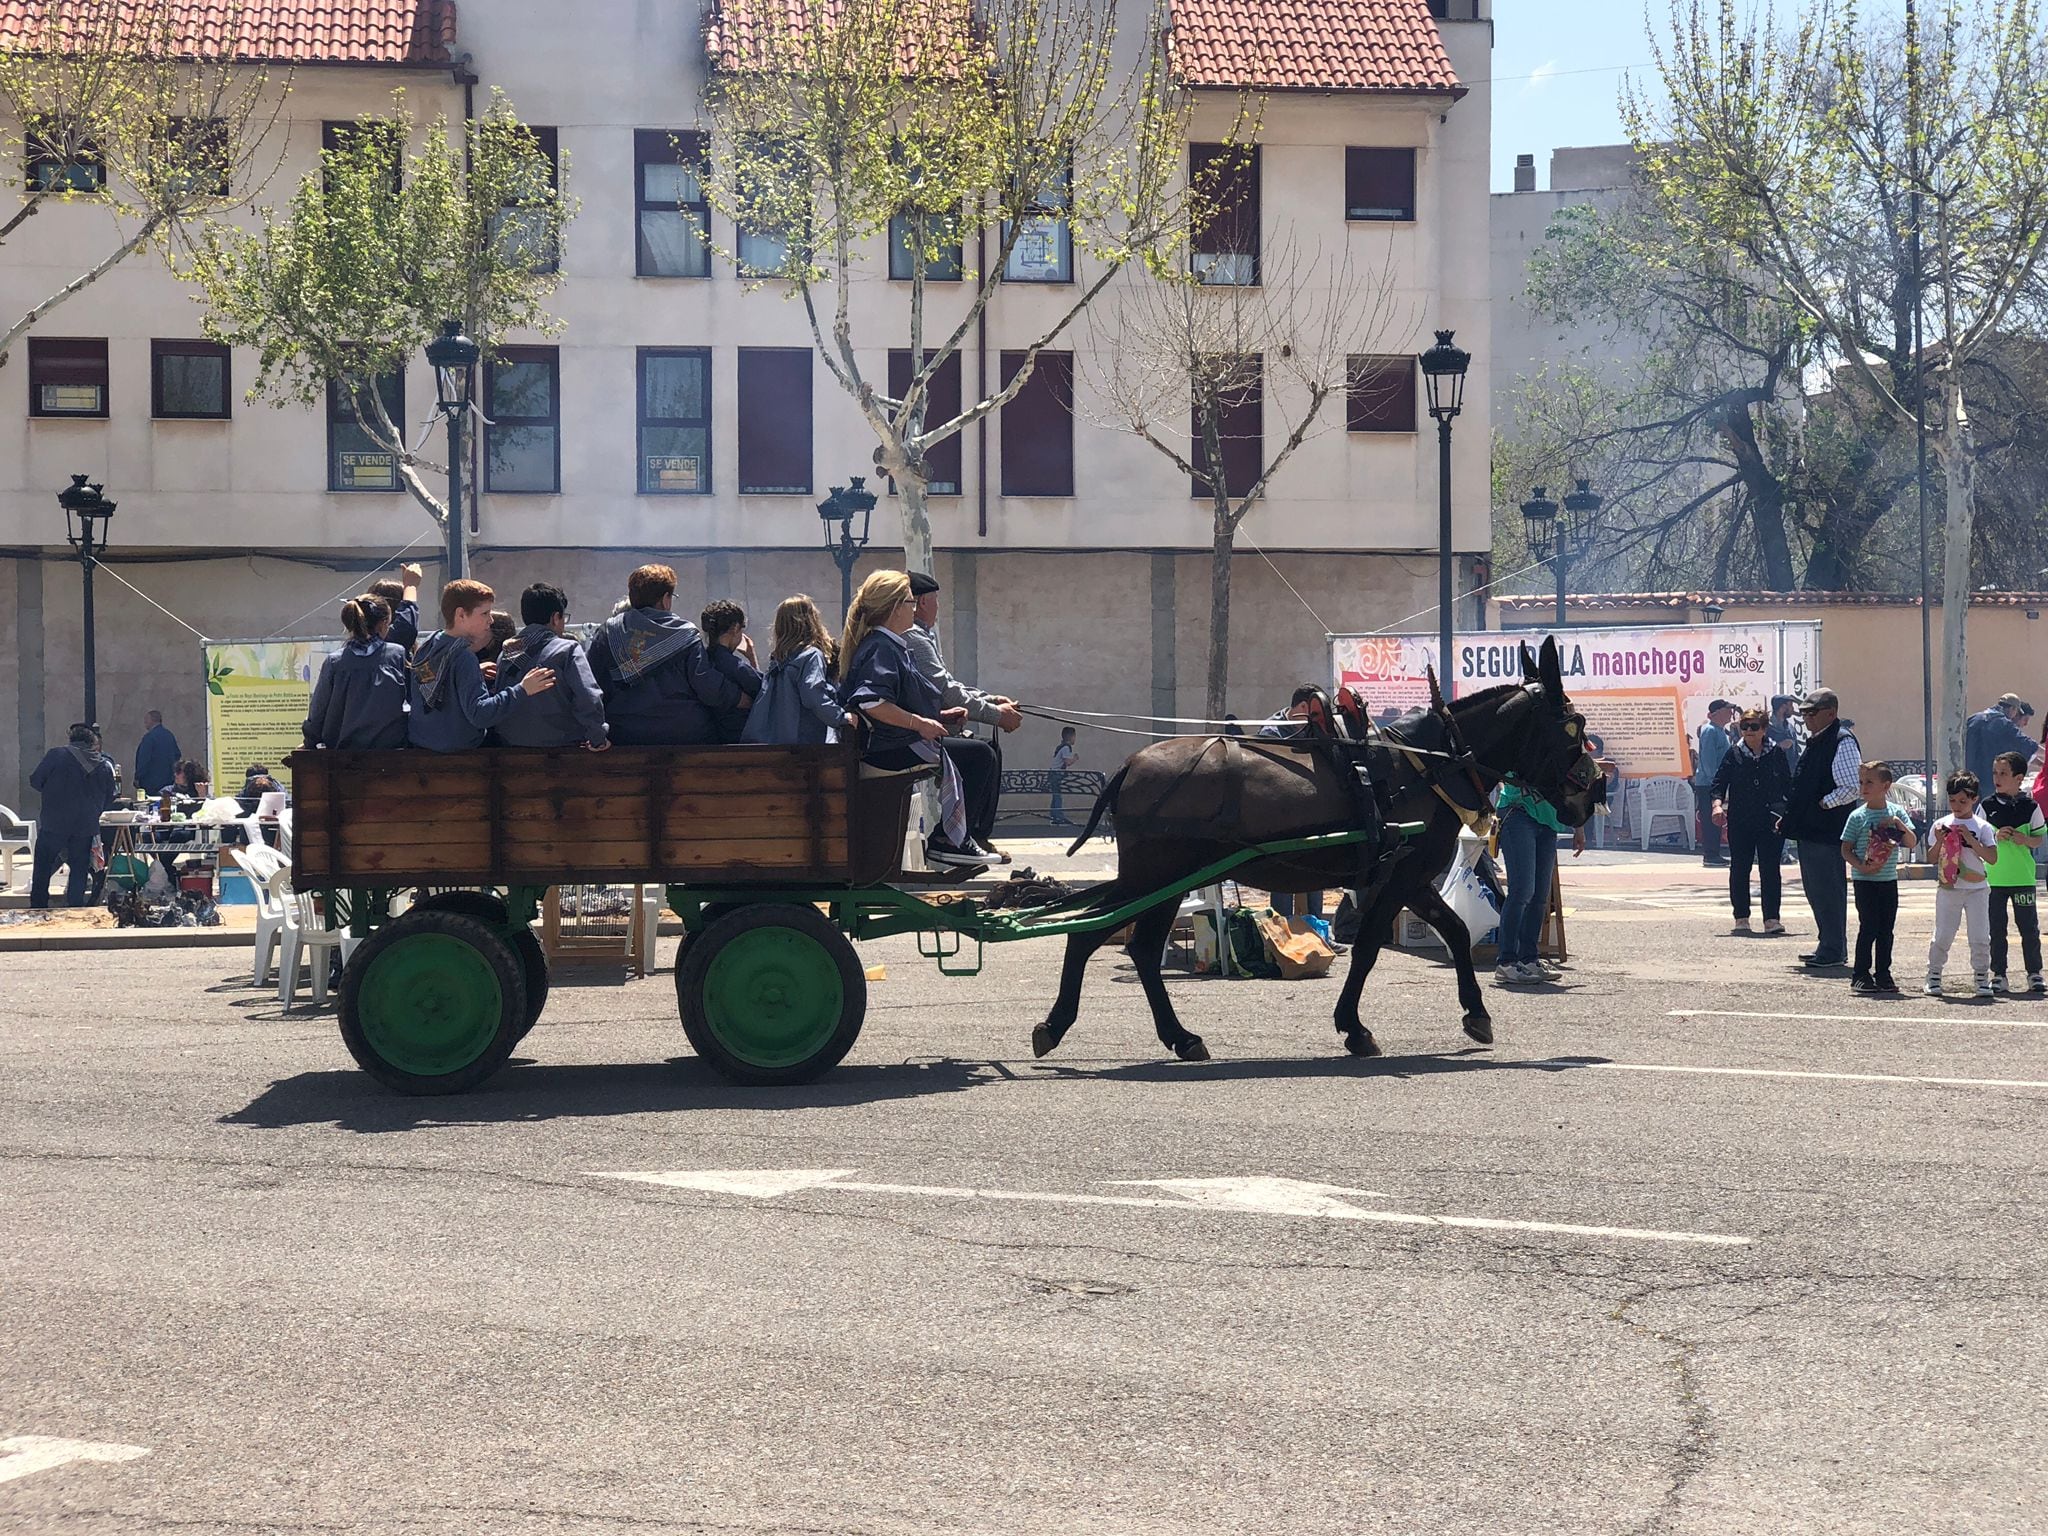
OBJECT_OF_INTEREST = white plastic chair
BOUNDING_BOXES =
[1175,883,1232,975]
[0,804,34,891]
[276,807,294,862]
[234,844,292,985]
[278,885,350,1007]
[1633,777,1697,851]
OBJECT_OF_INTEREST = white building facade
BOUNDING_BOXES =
[0,0,1493,804]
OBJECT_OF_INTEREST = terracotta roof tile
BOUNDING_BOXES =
[0,1,457,68]
[1170,0,1461,95]
[705,0,975,76]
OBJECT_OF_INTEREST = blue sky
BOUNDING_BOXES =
[1488,0,1663,191]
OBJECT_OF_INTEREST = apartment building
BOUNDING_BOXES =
[0,0,1492,802]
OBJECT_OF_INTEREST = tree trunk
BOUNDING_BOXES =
[1718,402,1798,590]
[1937,400,1977,776]
[1206,498,1236,722]
[875,441,934,576]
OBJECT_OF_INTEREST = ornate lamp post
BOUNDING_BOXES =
[1419,329,1471,693]
[58,473,117,725]
[817,475,877,617]
[424,319,480,581]
[1522,478,1603,629]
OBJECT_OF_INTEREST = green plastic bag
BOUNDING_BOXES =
[1225,907,1281,979]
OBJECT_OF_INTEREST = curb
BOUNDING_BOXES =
[0,928,251,953]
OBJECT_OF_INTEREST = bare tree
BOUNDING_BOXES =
[0,0,289,368]
[1092,231,1410,717]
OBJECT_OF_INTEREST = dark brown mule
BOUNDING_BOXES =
[1033,637,1603,1063]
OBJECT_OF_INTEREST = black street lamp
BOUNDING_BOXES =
[1419,328,1471,694]
[58,473,116,726]
[818,475,877,617]
[424,318,480,581]
[1522,478,1603,629]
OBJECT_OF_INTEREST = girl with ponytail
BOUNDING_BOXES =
[303,592,410,750]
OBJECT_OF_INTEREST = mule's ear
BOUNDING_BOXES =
[1425,664,1446,711]
[1519,643,1540,683]
[1538,636,1565,704]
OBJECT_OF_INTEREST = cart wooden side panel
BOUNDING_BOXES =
[286,745,915,888]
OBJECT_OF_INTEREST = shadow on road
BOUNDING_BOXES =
[1031,1050,1610,1084]
[220,1055,989,1133]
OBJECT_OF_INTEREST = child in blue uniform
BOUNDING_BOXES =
[303,594,409,750]
[407,579,555,751]
[493,583,610,750]
[586,564,740,745]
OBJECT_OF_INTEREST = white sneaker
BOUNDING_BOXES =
[1533,958,1565,978]
[1990,974,2010,994]
[1493,961,1537,986]
[1976,974,1995,998]
[1924,975,1943,996]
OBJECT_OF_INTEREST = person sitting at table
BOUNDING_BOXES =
[172,759,206,796]
[493,583,610,751]
[303,593,410,751]
[700,598,761,743]
[586,564,739,746]
[366,562,424,653]
[409,579,556,751]
[839,570,997,868]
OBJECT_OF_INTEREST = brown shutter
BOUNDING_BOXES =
[1347,355,1418,432]
[887,349,964,494]
[737,348,813,494]
[999,350,1074,497]
[1345,148,1416,221]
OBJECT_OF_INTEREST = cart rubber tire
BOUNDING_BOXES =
[672,901,741,968]
[510,928,548,1038]
[340,910,526,1095]
[414,891,544,1037]
[675,903,866,1084]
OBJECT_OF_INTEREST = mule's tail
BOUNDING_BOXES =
[1066,765,1127,856]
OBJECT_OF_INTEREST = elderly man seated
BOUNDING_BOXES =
[904,571,1022,859]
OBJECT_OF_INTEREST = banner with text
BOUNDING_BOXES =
[1329,623,1822,778]
[203,639,338,792]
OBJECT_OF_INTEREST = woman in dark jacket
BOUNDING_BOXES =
[303,594,409,751]
[1711,707,1794,934]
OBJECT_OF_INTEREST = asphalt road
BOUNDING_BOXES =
[3,856,2045,1534]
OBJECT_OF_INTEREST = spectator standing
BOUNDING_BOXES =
[1841,762,1915,995]
[1493,780,1586,986]
[1693,700,1737,867]
[1049,727,1079,828]
[1779,687,1861,968]
[1766,695,1802,771]
[134,710,179,795]
[28,724,117,908]
[1711,708,1792,935]
[1925,771,1997,997]
[1981,750,2045,993]
[1965,692,2034,787]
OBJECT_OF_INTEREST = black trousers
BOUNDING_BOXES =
[1695,785,1724,860]
[868,737,999,847]
[30,829,96,909]
[1727,822,1783,921]
[1853,880,1898,981]
[1990,886,2043,979]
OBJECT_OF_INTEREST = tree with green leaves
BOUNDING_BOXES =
[1630,0,2048,768]
[0,0,287,369]
[697,0,1245,575]
[186,90,572,552]
[1093,233,1408,717]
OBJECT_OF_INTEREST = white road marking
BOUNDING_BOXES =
[1549,1060,2048,1091]
[594,1170,1750,1248]
[0,1436,150,1486]
[1670,1007,2048,1029]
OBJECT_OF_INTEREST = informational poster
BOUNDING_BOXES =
[203,639,338,792]
[1329,623,1822,780]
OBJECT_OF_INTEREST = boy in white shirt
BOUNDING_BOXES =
[1926,770,1999,997]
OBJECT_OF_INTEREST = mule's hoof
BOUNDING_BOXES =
[1031,1024,1059,1058]
[1343,1028,1382,1058]
[1462,1013,1495,1046]
[1174,1037,1211,1062]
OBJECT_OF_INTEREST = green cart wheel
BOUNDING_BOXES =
[411,891,545,1039]
[675,903,866,1085]
[339,910,527,1095]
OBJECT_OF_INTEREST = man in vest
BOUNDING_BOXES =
[1778,686,1861,967]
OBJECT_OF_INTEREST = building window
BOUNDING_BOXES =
[1191,354,1262,499]
[886,349,963,495]
[322,119,404,195]
[736,137,802,279]
[161,117,232,197]
[494,125,558,273]
[28,338,109,417]
[888,209,962,282]
[636,129,710,278]
[328,372,404,491]
[151,340,231,419]
[1347,354,1418,433]
[737,348,813,495]
[485,346,560,493]
[1002,161,1072,283]
[1345,147,1416,221]
[25,125,103,193]
[999,349,1074,497]
[637,347,711,494]
[1189,143,1259,286]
